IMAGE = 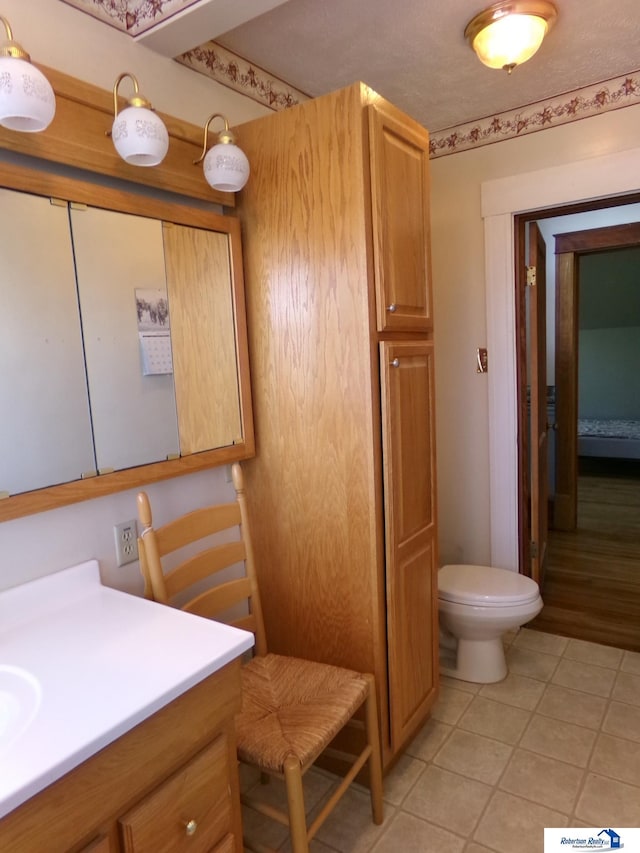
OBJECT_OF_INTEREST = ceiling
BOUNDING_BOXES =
[63,0,640,139]
[212,0,640,133]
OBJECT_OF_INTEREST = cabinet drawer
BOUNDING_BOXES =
[119,736,233,852]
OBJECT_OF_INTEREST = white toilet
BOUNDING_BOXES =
[438,564,543,683]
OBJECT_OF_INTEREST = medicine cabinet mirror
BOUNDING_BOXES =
[0,161,254,522]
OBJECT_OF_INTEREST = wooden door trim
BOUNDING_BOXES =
[554,220,640,530]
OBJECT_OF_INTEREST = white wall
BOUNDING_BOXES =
[430,104,640,568]
[0,0,268,594]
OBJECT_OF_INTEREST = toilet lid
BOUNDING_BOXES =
[438,564,540,606]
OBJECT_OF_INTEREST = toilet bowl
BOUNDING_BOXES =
[438,564,543,683]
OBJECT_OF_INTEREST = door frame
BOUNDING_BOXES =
[553,222,640,531]
[481,145,640,572]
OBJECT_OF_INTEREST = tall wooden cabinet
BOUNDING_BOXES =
[235,82,438,765]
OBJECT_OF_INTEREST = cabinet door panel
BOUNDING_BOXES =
[368,103,432,333]
[163,224,242,455]
[380,341,439,749]
[119,737,232,853]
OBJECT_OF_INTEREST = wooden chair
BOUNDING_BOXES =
[136,462,384,853]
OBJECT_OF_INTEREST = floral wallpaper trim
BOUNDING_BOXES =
[429,71,640,158]
[177,41,309,111]
[60,0,198,36]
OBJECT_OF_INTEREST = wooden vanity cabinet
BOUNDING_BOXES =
[235,82,438,766]
[0,662,244,853]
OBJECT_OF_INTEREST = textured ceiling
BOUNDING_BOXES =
[214,0,640,132]
[60,0,640,138]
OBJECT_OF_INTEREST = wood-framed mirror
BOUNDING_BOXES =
[0,159,254,522]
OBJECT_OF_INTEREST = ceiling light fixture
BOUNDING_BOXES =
[108,72,169,167]
[194,113,250,193]
[465,0,558,73]
[0,15,56,132]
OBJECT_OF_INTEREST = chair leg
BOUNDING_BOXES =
[363,673,384,825]
[283,755,309,853]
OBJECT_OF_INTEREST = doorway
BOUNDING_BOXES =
[515,207,640,650]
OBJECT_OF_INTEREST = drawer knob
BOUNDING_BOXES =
[185,819,198,836]
[391,358,400,368]
[387,303,397,313]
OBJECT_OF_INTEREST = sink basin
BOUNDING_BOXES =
[0,665,42,756]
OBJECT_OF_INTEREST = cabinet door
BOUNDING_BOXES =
[119,737,234,852]
[368,102,432,333]
[380,341,439,750]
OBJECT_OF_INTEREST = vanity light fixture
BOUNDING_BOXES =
[108,72,169,167]
[0,15,56,132]
[194,113,250,192]
[465,0,557,73]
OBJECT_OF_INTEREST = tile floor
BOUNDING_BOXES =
[241,629,640,852]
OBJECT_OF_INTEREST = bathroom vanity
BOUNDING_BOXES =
[0,562,253,852]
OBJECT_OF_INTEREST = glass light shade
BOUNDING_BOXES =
[111,105,169,167]
[203,141,250,192]
[0,56,56,132]
[472,13,548,69]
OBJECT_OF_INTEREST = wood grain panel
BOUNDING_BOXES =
[163,224,242,454]
[380,341,439,749]
[368,102,432,333]
[120,737,231,852]
[236,83,385,676]
[554,252,579,530]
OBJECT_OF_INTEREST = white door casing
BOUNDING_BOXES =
[481,146,640,572]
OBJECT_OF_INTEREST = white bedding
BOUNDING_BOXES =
[578,418,640,458]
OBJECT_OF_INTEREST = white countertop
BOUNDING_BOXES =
[0,560,254,819]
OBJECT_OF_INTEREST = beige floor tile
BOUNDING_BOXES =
[536,683,607,730]
[575,772,640,826]
[382,753,425,806]
[314,786,394,853]
[621,650,640,675]
[405,718,453,762]
[402,765,492,836]
[474,791,568,853]
[440,675,483,694]
[590,732,640,786]
[458,696,531,745]
[602,700,640,743]
[242,802,290,851]
[370,812,465,853]
[465,845,498,853]
[519,715,597,768]
[512,629,569,656]
[612,671,640,707]
[505,645,561,682]
[479,672,546,710]
[433,729,513,785]
[431,684,474,724]
[551,659,617,698]
[563,639,624,670]
[499,748,583,813]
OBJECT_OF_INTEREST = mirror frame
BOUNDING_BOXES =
[0,160,255,522]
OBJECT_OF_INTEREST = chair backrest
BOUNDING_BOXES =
[137,462,267,656]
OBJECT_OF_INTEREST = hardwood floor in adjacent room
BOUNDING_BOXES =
[530,458,640,652]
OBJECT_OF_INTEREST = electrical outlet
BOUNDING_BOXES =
[114,519,139,566]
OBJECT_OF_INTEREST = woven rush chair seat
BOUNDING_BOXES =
[237,653,368,772]
[137,462,384,853]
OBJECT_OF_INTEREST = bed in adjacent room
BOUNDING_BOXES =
[578,418,640,459]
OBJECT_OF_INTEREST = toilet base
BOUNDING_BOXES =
[439,636,507,684]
